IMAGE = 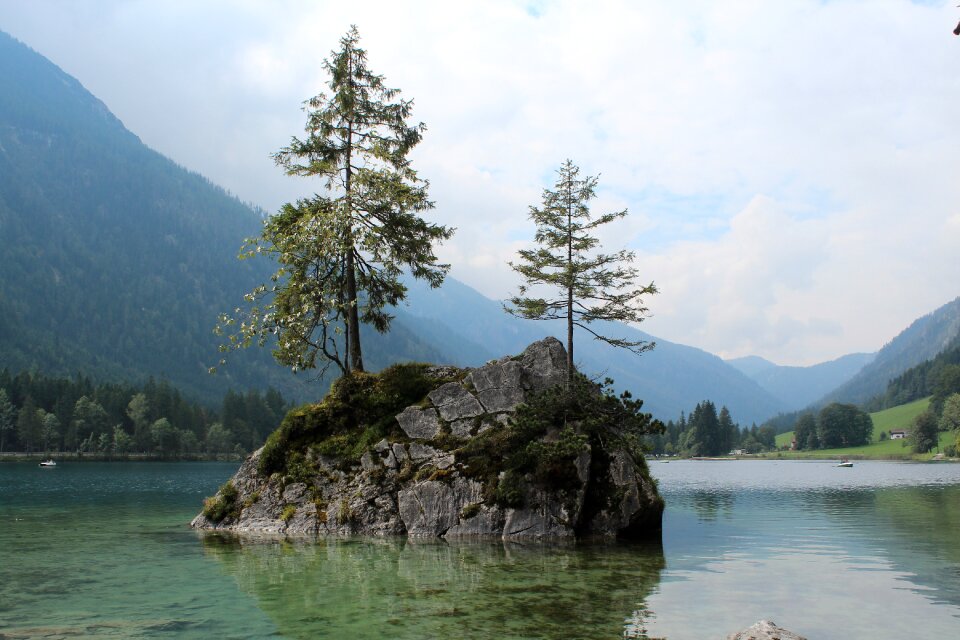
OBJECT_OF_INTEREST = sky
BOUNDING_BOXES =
[1,0,958,366]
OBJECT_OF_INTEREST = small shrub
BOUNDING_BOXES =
[280,504,297,523]
[336,498,354,525]
[495,471,524,508]
[203,481,240,523]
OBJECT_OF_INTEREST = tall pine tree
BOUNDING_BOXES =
[506,160,657,384]
[217,26,453,376]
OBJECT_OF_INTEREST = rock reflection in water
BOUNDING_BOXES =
[200,534,665,639]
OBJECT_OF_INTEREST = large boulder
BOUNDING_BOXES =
[191,337,664,541]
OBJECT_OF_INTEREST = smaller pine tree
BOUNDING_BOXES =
[506,160,657,385]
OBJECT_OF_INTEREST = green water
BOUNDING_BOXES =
[1,461,959,639]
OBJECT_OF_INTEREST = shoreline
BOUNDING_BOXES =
[0,452,244,463]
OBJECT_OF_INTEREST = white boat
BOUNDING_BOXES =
[38,459,56,467]
[837,459,853,468]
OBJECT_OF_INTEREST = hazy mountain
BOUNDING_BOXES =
[726,356,778,378]
[0,30,789,423]
[398,278,787,424]
[818,296,960,407]
[0,30,445,404]
[727,352,875,411]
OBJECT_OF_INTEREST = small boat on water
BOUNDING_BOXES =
[38,460,56,467]
[837,458,853,468]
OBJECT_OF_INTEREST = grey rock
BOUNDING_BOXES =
[191,338,663,542]
[450,419,474,437]
[399,478,486,537]
[396,406,441,440]
[360,452,378,472]
[727,620,807,640]
[467,360,526,412]
[445,503,505,537]
[382,449,398,469]
[282,482,308,503]
[391,443,409,464]
[428,382,484,421]
[398,480,460,536]
[520,336,568,391]
[408,442,439,462]
[502,475,584,538]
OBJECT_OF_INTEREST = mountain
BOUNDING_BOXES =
[727,352,875,411]
[0,30,446,404]
[726,356,777,378]
[817,297,960,407]
[397,278,788,424]
[0,30,788,423]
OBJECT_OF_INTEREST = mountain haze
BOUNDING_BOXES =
[0,30,445,404]
[728,352,875,411]
[818,296,960,407]
[398,278,788,424]
[1,30,792,423]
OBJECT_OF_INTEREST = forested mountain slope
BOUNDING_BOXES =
[818,297,960,407]
[0,30,445,404]
[0,30,790,423]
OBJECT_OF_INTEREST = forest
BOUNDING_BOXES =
[0,369,290,457]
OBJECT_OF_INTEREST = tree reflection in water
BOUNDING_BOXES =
[200,534,666,639]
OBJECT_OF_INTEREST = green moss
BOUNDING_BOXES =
[258,363,449,477]
[460,502,482,519]
[203,481,240,523]
[280,504,297,523]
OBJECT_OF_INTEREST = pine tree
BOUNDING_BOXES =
[0,389,15,453]
[217,26,453,376]
[506,160,656,384]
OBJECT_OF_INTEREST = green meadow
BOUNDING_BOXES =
[770,397,955,460]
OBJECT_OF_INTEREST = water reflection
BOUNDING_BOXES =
[200,534,666,640]
[689,489,735,521]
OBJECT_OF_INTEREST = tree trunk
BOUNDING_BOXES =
[566,178,574,387]
[343,65,364,374]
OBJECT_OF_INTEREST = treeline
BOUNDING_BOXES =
[0,369,291,457]
[791,403,872,450]
[646,400,776,457]
[864,338,960,414]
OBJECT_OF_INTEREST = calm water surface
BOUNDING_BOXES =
[1,460,958,639]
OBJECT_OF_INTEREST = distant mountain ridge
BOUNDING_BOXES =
[396,278,788,424]
[0,29,799,423]
[11,28,930,426]
[727,352,875,411]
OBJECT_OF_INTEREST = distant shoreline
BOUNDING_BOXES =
[652,453,958,463]
[0,452,243,463]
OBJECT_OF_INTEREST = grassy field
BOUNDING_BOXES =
[769,397,956,460]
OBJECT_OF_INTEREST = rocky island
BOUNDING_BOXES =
[192,338,664,539]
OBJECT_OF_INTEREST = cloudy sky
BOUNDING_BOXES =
[2,0,958,366]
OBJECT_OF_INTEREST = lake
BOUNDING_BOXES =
[1,460,958,639]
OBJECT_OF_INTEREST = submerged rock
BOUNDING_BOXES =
[191,337,664,540]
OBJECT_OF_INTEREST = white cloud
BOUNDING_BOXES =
[1,0,959,364]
